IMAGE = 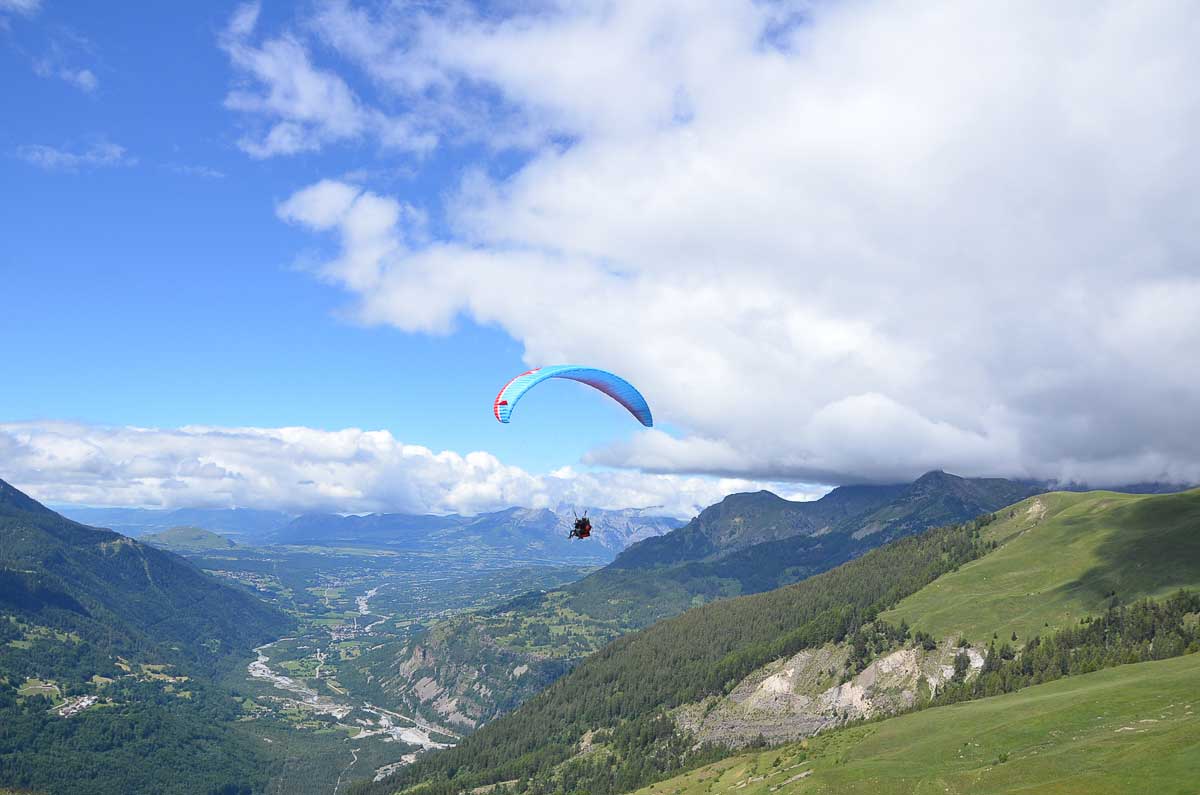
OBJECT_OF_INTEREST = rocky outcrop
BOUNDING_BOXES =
[676,639,984,747]
[367,620,571,731]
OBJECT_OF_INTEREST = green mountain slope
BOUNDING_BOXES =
[368,474,1043,731]
[564,471,1042,626]
[674,488,1200,750]
[358,488,1200,795]
[881,488,1200,643]
[0,479,292,795]
[611,471,1036,571]
[636,652,1200,795]
[353,514,996,795]
[141,525,237,550]
[0,479,287,659]
[608,485,904,569]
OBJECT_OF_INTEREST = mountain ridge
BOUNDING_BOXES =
[351,471,1046,733]
[0,478,293,794]
[358,487,1200,795]
[266,504,681,562]
[0,478,289,664]
[59,501,681,561]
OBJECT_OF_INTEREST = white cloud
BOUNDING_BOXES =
[166,163,226,179]
[29,31,101,91]
[219,2,435,158]
[267,0,1200,488]
[61,67,97,91]
[33,61,97,91]
[18,141,134,170]
[0,422,817,518]
[0,0,40,15]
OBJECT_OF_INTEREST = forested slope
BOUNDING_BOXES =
[353,513,998,795]
[0,479,291,794]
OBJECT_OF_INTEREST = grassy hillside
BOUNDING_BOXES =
[141,525,237,550]
[636,652,1200,795]
[351,514,996,795]
[881,489,1200,643]
[362,487,1200,795]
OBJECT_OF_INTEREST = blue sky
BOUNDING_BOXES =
[1,0,1197,513]
[0,1,646,475]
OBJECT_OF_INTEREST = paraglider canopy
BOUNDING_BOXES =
[493,365,653,427]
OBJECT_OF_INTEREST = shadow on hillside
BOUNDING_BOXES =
[1050,491,1200,609]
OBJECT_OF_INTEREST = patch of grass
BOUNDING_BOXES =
[881,489,1200,643]
[17,678,61,700]
[636,652,1200,795]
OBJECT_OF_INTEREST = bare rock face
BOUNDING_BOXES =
[366,620,572,732]
[676,639,984,747]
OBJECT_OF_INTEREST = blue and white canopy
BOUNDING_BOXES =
[493,365,653,427]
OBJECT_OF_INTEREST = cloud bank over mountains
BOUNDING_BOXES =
[249,0,1200,488]
[0,422,813,517]
[11,2,1198,516]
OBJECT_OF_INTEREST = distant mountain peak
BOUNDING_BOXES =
[913,469,955,483]
[704,489,786,511]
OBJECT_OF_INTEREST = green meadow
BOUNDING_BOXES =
[638,652,1200,795]
[880,489,1200,643]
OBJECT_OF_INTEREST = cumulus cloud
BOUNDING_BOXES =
[261,0,1200,488]
[218,2,435,158]
[0,422,818,518]
[17,141,134,170]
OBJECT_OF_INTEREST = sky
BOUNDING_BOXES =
[2,0,1198,517]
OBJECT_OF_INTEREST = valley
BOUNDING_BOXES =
[174,542,594,794]
[5,478,1197,795]
[0,478,609,795]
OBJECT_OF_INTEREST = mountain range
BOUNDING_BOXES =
[58,503,682,563]
[268,505,681,562]
[344,471,1048,731]
[359,486,1200,795]
[53,505,292,543]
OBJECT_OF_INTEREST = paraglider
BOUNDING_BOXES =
[493,365,652,541]
[492,365,653,427]
[569,510,592,540]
